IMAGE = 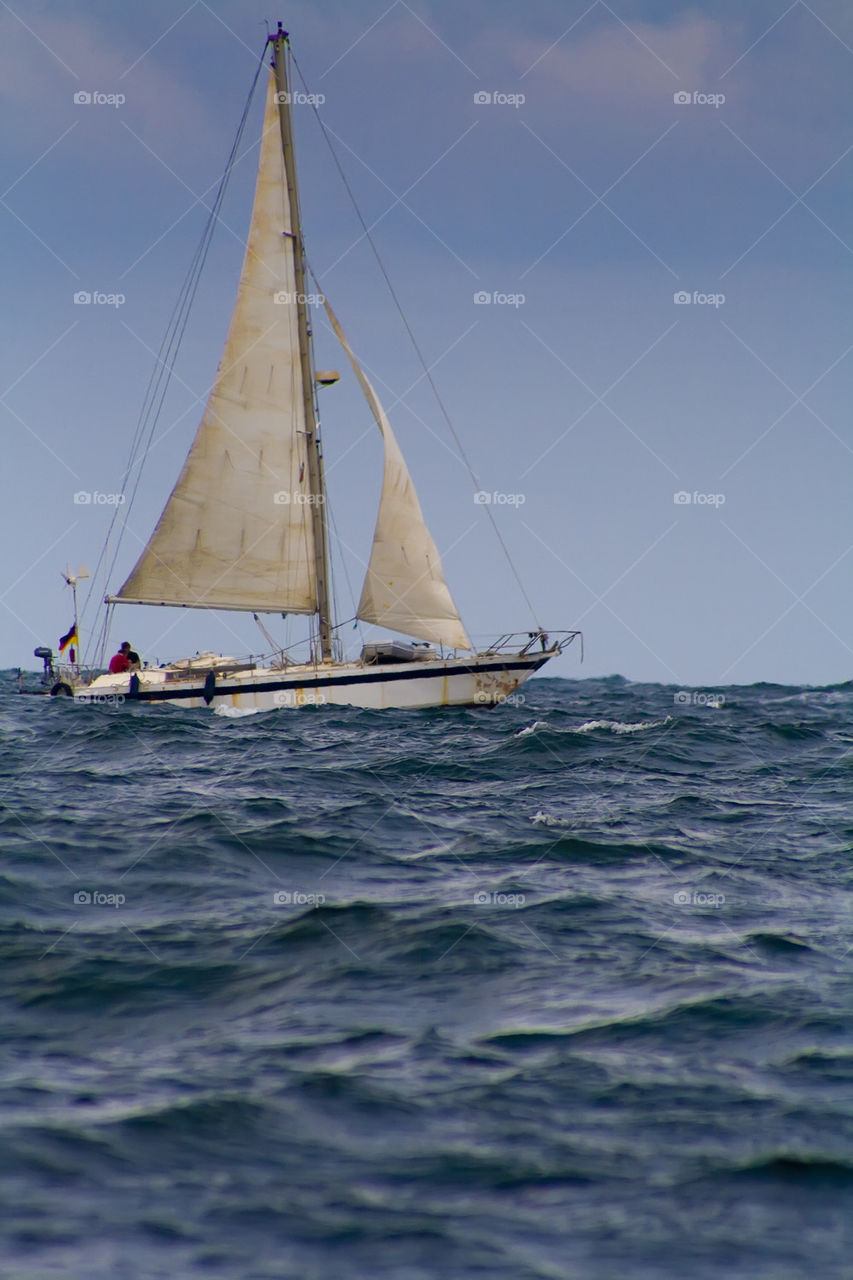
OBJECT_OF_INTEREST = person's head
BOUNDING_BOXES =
[120,642,132,654]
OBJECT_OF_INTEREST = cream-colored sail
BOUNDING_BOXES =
[114,73,317,613]
[325,301,470,651]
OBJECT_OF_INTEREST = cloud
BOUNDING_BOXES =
[0,7,216,161]
[507,13,730,111]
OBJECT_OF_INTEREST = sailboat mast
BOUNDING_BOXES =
[270,27,333,661]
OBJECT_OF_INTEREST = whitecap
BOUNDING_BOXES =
[214,705,263,718]
[531,810,571,827]
[516,720,549,737]
[575,717,672,734]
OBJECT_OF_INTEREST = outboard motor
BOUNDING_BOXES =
[33,646,55,685]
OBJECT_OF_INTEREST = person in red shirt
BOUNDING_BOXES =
[108,641,140,674]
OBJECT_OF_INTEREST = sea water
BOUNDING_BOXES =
[1,673,851,1278]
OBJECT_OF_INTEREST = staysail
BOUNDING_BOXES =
[113,73,317,613]
[325,301,470,651]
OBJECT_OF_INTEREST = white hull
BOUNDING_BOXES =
[64,649,556,712]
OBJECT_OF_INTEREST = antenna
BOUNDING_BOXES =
[61,565,90,588]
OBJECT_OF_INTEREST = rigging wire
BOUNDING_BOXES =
[326,495,364,649]
[289,49,543,631]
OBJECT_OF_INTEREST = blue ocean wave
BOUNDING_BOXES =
[1,671,851,1278]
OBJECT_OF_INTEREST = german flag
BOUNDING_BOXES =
[59,623,78,653]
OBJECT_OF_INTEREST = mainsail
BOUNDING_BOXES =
[325,302,471,651]
[114,73,317,613]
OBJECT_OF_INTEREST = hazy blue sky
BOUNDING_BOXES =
[2,0,852,685]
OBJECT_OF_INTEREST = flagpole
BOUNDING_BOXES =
[60,566,87,676]
[71,579,80,678]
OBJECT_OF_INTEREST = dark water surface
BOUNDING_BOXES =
[1,673,851,1278]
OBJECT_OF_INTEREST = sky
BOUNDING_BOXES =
[1,0,852,686]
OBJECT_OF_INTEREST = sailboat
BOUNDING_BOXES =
[41,26,579,711]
